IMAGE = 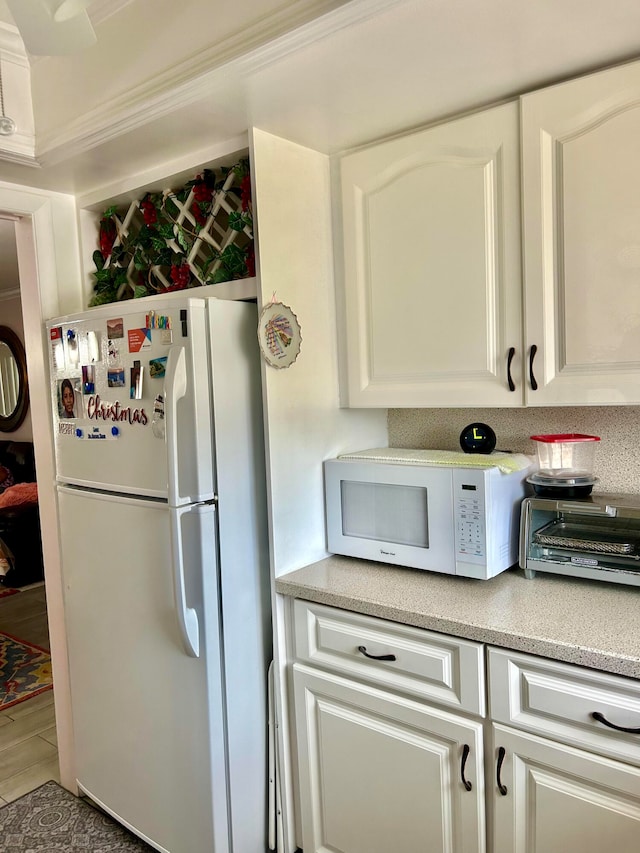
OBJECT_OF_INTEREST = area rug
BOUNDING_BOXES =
[0,632,53,711]
[0,780,153,851]
[0,587,18,600]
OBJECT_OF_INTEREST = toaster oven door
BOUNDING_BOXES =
[521,497,640,586]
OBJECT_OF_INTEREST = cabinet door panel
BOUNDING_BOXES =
[294,663,485,853]
[337,102,523,407]
[522,60,640,405]
[492,724,640,853]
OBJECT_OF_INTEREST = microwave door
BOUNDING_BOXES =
[325,461,456,574]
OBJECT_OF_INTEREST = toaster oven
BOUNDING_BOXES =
[520,493,640,587]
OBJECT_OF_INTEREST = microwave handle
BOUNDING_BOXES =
[557,502,617,517]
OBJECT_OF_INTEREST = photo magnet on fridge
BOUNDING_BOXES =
[82,364,96,395]
[108,367,126,388]
[107,318,124,339]
[130,361,144,399]
[149,357,167,379]
[58,378,79,419]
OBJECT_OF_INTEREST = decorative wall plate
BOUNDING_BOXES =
[258,301,302,368]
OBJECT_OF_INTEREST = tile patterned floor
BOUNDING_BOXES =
[0,585,59,804]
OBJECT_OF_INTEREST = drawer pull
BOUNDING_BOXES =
[460,744,472,791]
[357,645,396,662]
[529,344,538,391]
[496,746,508,796]
[591,711,640,734]
[506,347,516,392]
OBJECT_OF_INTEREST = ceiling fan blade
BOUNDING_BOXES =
[6,0,96,55]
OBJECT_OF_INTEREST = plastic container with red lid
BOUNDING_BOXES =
[530,433,600,480]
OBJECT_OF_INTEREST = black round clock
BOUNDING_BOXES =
[459,422,497,454]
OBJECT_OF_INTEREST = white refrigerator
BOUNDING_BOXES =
[47,295,271,853]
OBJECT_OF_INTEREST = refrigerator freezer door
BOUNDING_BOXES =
[48,297,214,504]
[58,486,229,853]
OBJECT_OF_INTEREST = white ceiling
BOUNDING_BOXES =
[2,0,640,199]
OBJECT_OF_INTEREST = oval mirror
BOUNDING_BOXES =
[0,325,29,432]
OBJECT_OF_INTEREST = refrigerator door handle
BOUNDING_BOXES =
[165,346,188,506]
[169,505,200,658]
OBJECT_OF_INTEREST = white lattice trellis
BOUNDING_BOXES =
[94,164,253,303]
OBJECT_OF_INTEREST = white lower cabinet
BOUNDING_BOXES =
[293,663,485,853]
[289,601,640,853]
[491,724,640,853]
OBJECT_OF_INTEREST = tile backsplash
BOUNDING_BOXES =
[389,407,640,494]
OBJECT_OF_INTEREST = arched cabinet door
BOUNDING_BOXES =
[522,60,640,406]
[336,101,523,408]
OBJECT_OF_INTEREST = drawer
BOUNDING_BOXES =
[293,599,485,715]
[489,647,640,767]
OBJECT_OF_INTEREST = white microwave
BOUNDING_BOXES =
[325,450,532,579]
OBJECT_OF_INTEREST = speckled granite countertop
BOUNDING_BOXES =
[275,556,640,680]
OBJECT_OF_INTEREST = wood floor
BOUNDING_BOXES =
[0,585,59,805]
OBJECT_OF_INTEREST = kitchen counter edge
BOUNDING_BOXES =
[275,556,640,681]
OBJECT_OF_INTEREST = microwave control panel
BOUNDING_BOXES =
[453,472,486,561]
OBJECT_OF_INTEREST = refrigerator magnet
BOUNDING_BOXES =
[258,301,302,369]
[130,361,144,399]
[107,318,124,339]
[87,330,101,363]
[149,357,167,379]
[50,327,65,371]
[108,367,126,388]
[58,378,79,419]
[81,364,96,395]
[66,329,79,366]
[128,328,152,353]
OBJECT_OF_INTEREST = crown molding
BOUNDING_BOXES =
[36,0,403,163]
[0,22,29,66]
[0,128,38,167]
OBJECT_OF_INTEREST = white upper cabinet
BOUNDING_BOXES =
[336,102,523,407]
[522,60,640,406]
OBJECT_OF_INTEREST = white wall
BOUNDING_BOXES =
[251,128,387,852]
[251,128,387,579]
[0,292,31,440]
[6,182,84,794]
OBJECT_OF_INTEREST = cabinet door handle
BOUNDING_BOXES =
[528,344,538,391]
[496,746,508,796]
[460,743,472,791]
[591,711,640,734]
[506,347,516,392]
[357,645,396,662]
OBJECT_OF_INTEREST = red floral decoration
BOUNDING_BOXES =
[140,197,158,226]
[240,174,251,212]
[99,217,117,259]
[170,263,191,289]
[245,245,255,277]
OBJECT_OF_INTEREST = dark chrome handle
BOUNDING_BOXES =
[506,347,516,392]
[528,344,538,391]
[460,744,472,791]
[592,711,640,734]
[357,645,396,662]
[496,746,508,795]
